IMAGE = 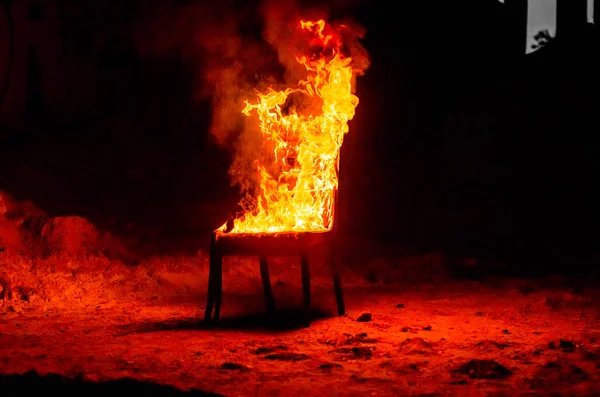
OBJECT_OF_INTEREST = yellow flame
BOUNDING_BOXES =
[222,19,361,234]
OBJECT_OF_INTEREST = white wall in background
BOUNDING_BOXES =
[526,0,556,53]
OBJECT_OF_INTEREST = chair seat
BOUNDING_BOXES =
[214,231,333,257]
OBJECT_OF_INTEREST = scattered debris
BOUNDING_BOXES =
[399,338,434,355]
[530,360,589,386]
[334,346,373,359]
[330,332,379,346]
[558,340,575,352]
[511,352,527,361]
[220,362,249,371]
[453,359,512,380]
[262,352,310,362]
[354,333,378,344]
[379,361,421,374]
[357,313,372,322]
[548,340,576,352]
[319,363,343,371]
[475,340,511,350]
[317,338,336,346]
[252,345,288,355]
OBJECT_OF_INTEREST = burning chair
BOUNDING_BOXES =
[203,19,368,323]
[203,200,345,323]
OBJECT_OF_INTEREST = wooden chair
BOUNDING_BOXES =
[203,226,345,324]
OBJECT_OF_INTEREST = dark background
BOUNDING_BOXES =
[0,0,598,276]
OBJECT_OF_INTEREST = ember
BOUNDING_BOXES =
[221,19,368,234]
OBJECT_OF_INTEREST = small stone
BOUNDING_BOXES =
[253,345,288,355]
[533,349,543,356]
[548,341,557,350]
[220,362,249,371]
[533,331,541,335]
[559,339,575,352]
[357,313,372,322]
[502,329,511,334]
[590,337,597,343]
[475,312,484,316]
[7,306,15,312]
[402,327,410,333]
[334,346,373,359]
[453,359,512,380]
[319,363,343,370]
[422,325,432,331]
[396,303,405,308]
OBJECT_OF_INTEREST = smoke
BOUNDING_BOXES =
[131,0,369,214]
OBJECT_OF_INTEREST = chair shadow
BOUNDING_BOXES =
[0,371,224,396]
[117,308,332,335]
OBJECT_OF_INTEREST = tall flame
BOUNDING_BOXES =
[221,19,364,234]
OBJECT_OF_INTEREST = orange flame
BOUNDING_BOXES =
[221,19,364,234]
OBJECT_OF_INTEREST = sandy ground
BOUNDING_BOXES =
[2,278,600,397]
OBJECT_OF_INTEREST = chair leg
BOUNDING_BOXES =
[300,254,311,317]
[330,248,345,316]
[213,251,223,321]
[204,240,217,322]
[259,256,275,315]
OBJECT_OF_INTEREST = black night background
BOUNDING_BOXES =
[1,1,600,395]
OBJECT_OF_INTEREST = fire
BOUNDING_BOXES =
[221,19,365,234]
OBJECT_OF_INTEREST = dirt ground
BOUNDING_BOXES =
[2,276,600,397]
[2,192,600,396]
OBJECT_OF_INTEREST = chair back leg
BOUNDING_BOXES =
[330,248,345,316]
[300,253,311,321]
[213,252,223,321]
[259,256,276,314]
[204,235,218,322]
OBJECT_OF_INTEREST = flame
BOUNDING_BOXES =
[221,19,364,234]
